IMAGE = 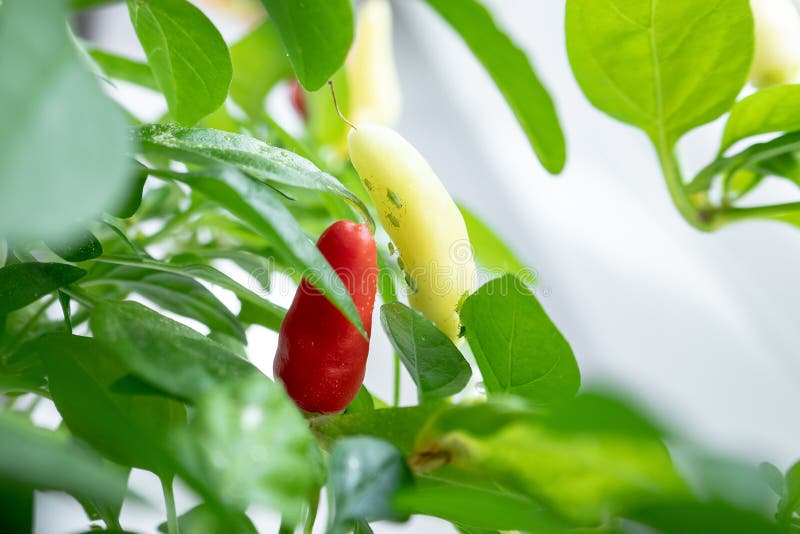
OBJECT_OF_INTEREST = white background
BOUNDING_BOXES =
[34,1,800,532]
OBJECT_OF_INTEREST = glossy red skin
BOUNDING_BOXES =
[288,79,307,120]
[274,221,377,413]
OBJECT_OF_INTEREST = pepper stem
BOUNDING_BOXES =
[328,80,357,130]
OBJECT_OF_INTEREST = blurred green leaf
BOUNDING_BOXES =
[0,479,33,534]
[458,204,528,278]
[71,0,119,8]
[460,274,580,404]
[627,500,783,534]
[566,0,753,145]
[151,166,365,336]
[229,20,293,118]
[109,164,148,219]
[394,484,564,533]
[91,265,246,343]
[88,48,158,91]
[0,263,86,315]
[126,0,232,125]
[174,375,323,523]
[34,333,185,476]
[423,0,565,174]
[779,461,800,523]
[95,254,285,332]
[344,386,375,414]
[157,504,256,534]
[760,462,785,498]
[45,229,103,263]
[328,437,413,532]
[91,301,259,402]
[257,0,354,91]
[135,124,372,225]
[381,302,471,399]
[75,464,129,531]
[721,85,800,153]
[0,0,130,239]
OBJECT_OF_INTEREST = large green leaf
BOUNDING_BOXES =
[460,274,580,404]
[149,166,365,336]
[0,263,86,315]
[328,437,413,533]
[134,124,371,224]
[0,0,130,239]
[0,412,127,504]
[96,254,286,332]
[126,0,232,125]
[380,302,471,399]
[229,20,293,118]
[33,333,184,476]
[257,0,354,91]
[174,374,323,523]
[566,0,753,145]
[157,504,256,534]
[721,85,800,153]
[91,265,246,343]
[423,0,566,174]
[90,301,259,402]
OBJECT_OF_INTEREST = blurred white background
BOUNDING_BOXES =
[35,0,800,532]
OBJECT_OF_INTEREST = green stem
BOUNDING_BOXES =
[718,201,800,224]
[161,477,180,534]
[303,488,320,534]
[393,352,401,407]
[653,139,712,231]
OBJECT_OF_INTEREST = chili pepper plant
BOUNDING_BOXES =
[1,0,799,533]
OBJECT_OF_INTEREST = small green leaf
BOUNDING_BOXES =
[328,437,413,532]
[0,0,131,239]
[92,265,246,343]
[759,462,785,498]
[109,164,148,219]
[721,85,800,153]
[460,274,580,404]
[229,20,293,118]
[0,263,86,315]
[257,0,354,91]
[380,302,471,399]
[780,461,800,522]
[0,412,127,505]
[157,504,256,534]
[174,375,323,522]
[126,0,232,125]
[394,484,563,533]
[344,386,375,414]
[87,48,159,91]
[33,333,184,476]
[423,0,566,173]
[45,229,103,262]
[151,166,365,336]
[90,301,260,402]
[627,500,784,534]
[566,0,753,145]
[134,124,371,225]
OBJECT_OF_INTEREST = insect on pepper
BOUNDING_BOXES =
[273,220,378,413]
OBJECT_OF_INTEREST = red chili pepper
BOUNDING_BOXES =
[288,79,307,120]
[273,220,377,413]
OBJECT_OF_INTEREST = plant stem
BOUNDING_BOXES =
[718,201,800,224]
[161,477,180,534]
[393,352,401,406]
[653,139,712,231]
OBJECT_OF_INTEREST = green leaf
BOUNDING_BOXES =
[310,404,444,456]
[458,204,529,280]
[126,0,232,125]
[157,504,256,534]
[92,265,246,343]
[87,48,159,91]
[0,412,127,505]
[380,302,471,399]
[90,301,260,402]
[566,0,753,145]
[460,274,580,404]
[134,124,372,225]
[257,0,354,91]
[150,166,365,336]
[71,0,119,8]
[393,485,564,533]
[45,229,103,263]
[0,0,130,239]
[780,461,800,522]
[344,386,375,414]
[32,333,184,476]
[627,500,783,534]
[721,85,800,153]
[0,479,33,534]
[759,462,785,498]
[328,437,413,532]
[109,164,148,219]
[0,263,86,315]
[422,0,566,174]
[229,20,293,118]
[174,374,323,522]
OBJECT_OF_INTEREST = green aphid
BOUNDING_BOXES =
[387,189,403,209]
